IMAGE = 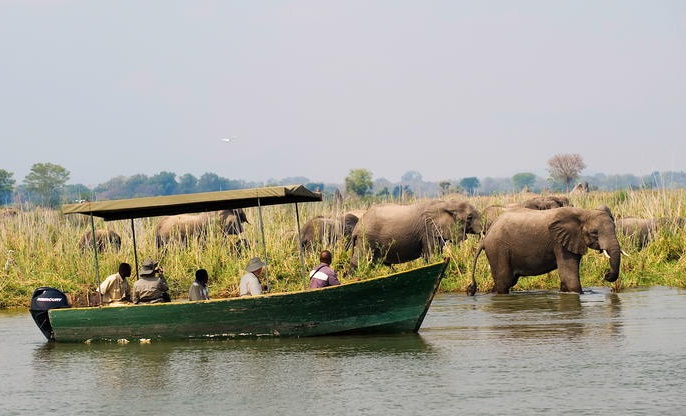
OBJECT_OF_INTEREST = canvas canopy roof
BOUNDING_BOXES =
[62,184,322,221]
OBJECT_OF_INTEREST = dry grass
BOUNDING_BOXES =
[1,189,685,308]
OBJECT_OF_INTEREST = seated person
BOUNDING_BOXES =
[99,262,132,304]
[189,269,210,301]
[239,257,266,296]
[132,259,171,304]
[309,250,341,289]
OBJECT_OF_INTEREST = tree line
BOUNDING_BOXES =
[2,155,686,208]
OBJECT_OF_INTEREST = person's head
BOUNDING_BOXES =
[195,268,209,286]
[246,257,266,276]
[139,259,158,277]
[118,262,132,278]
[320,250,332,265]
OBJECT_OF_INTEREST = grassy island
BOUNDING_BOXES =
[1,189,684,308]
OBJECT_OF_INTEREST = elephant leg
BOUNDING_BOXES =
[557,252,582,293]
[487,250,516,294]
[492,266,516,294]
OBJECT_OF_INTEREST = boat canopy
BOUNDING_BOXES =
[61,184,322,221]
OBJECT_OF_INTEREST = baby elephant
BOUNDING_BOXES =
[469,206,621,295]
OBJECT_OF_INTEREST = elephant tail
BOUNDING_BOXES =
[467,241,484,296]
[348,234,358,270]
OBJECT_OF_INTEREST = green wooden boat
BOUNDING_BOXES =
[29,184,448,342]
[35,261,446,342]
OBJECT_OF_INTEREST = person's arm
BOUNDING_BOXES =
[329,269,341,286]
[99,277,112,295]
[158,276,169,292]
[248,275,262,295]
[132,285,140,304]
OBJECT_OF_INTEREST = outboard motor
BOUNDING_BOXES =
[30,287,70,341]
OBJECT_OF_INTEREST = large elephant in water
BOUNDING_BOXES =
[79,229,122,252]
[155,209,249,248]
[300,210,365,250]
[351,200,482,267]
[469,206,621,295]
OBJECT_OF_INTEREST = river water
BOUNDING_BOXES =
[2,287,686,416]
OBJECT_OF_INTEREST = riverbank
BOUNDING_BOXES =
[1,189,685,308]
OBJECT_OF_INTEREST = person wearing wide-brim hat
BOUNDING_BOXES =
[132,258,171,303]
[239,257,266,296]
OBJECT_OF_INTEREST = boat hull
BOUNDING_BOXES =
[47,261,447,342]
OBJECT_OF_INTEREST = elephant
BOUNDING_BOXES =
[481,205,507,234]
[300,211,364,250]
[220,209,250,236]
[482,198,569,234]
[468,206,621,295]
[570,182,589,194]
[79,229,122,252]
[155,209,249,248]
[506,195,571,210]
[615,217,686,250]
[350,200,482,267]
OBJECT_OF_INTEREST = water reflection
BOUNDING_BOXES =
[4,288,686,415]
[31,334,434,394]
[425,289,624,344]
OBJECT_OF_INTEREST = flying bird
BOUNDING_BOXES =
[221,137,237,143]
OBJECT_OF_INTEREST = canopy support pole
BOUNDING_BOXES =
[89,214,102,306]
[257,196,269,291]
[294,203,308,288]
[130,219,139,278]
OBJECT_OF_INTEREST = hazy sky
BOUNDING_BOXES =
[2,1,684,187]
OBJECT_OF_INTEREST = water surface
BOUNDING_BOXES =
[2,287,685,415]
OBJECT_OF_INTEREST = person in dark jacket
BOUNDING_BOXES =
[132,259,170,303]
[309,250,341,289]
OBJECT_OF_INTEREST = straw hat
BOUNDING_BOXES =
[139,259,158,276]
[245,257,266,273]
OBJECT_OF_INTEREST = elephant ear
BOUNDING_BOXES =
[549,212,588,255]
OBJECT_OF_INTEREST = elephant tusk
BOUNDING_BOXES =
[602,249,630,258]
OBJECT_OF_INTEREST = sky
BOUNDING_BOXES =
[2,1,685,187]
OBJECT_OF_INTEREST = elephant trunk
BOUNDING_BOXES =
[602,241,621,283]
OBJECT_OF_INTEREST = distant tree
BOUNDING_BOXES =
[150,171,178,196]
[64,183,92,202]
[177,173,198,194]
[438,180,451,196]
[459,177,480,195]
[392,184,414,199]
[401,171,422,183]
[93,176,127,200]
[197,173,224,192]
[345,169,373,197]
[0,169,15,205]
[512,172,536,192]
[376,187,390,197]
[125,174,154,197]
[23,163,70,207]
[547,153,586,191]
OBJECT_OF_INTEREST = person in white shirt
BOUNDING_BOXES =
[189,268,210,301]
[99,262,131,304]
[239,257,266,296]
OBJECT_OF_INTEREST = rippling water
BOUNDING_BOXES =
[2,287,686,415]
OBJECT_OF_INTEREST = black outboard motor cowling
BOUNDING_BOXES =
[30,287,70,341]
